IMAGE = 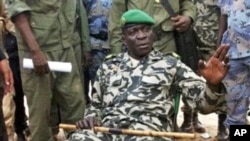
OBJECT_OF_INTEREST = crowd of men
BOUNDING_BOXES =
[0,0,249,141]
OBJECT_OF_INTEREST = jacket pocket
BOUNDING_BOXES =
[29,13,58,48]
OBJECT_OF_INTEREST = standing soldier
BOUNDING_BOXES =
[82,0,112,99]
[6,0,86,140]
[182,0,228,140]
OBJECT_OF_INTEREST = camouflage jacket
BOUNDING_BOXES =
[83,0,112,50]
[193,0,220,47]
[85,50,206,132]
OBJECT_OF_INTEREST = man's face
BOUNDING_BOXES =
[122,24,154,60]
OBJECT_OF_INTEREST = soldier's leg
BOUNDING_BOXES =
[180,98,205,133]
[223,58,250,127]
[53,47,85,132]
[217,113,228,141]
[19,51,54,141]
[73,44,86,102]
[197,83,228,140]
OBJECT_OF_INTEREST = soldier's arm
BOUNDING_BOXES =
[175,60,207,111]
[7,0,49,75]
[78,0,91,53]
[108,0,126,54]
[197,83,226,115]
[179,0,196,21]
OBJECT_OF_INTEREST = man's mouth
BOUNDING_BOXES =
[138,43,149,49]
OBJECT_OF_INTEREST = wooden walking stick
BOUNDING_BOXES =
[59,124,196,139]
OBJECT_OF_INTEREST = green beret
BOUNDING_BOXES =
[120,9,155,27]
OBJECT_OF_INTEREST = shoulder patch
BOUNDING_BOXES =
[104,54,117,61]
[166,52,180,60]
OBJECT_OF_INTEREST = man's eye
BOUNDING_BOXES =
[143,26,151,32]
[128,29,137,35]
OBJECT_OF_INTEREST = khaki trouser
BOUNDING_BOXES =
[2,91,15,141]
[19,47,86,141]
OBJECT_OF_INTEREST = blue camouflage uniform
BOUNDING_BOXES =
[82,0,112,83]
[218,0,250,127]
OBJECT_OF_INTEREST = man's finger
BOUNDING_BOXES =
[214,44,230,60]
[83,120,89,129]
[88,118,94,129]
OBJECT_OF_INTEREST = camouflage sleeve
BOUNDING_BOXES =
[108,0,126,54]
[84,63,106,118]
[197,83,227,114]
[179,0,196,21]
[5,0,31,20]
[174,59,206,110]
[78,0,91,53]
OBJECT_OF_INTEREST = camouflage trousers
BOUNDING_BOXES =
[68,129,171,141]
[223,57,250,128]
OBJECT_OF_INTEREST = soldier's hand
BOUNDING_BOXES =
[171,15,192,32]
[76,116,102,129]
[83,52,92,69]
[31,50,50,75]
[0,59,14,94]
[198,44,230,85]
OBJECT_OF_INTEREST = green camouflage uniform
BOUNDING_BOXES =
[193,0,220,60]
[187,0,227,115]
[68,50,223,141]
[109,0,196,54]
[6,0,86,140]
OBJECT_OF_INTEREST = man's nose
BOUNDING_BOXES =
[136,30,146,39]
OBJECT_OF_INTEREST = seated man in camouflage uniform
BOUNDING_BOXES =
[68,9,230,141]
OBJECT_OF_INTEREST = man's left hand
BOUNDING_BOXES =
[198,44,230,85]
[171,15,192,32]
[83,52,92,69]
[0,59,14,94]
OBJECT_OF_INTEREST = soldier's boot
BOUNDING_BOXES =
[217,114,228,141]
[180,113,194,133]
[192,112,206,133]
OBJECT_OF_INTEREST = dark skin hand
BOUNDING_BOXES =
[171,15,192,32]
[76,116,102,129]
[198,44,230,85]
[83,52,92,69]
[0,59,14,94]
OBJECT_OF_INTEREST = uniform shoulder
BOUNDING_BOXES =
[165,52,180,60]
[104,53,118,61]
